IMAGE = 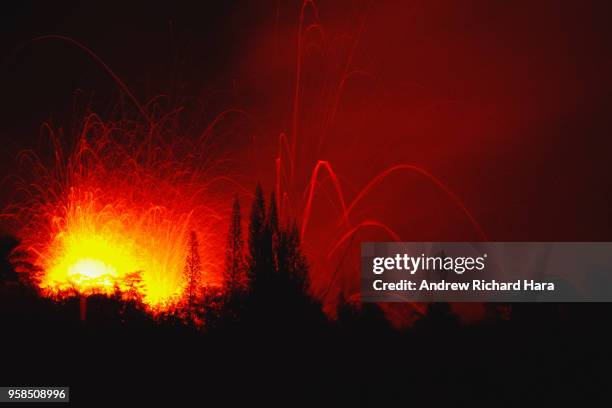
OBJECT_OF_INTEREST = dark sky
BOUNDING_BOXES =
[0,1,268,138]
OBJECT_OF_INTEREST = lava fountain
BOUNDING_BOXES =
[6,108,228,310]
[2,1,490,326]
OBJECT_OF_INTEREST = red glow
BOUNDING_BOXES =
[8,112,227,311]
[5,1,546,326]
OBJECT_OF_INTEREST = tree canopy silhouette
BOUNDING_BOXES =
[183,230,202,311]
[234,184,326,333]
[224,196,247,294]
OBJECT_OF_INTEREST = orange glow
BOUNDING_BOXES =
[10,114,226,312]
[39,190,193,308]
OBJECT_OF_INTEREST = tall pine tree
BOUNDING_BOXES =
[184,231,202,310]
[248,183,266,276]
[268,190,279,235]
[248,183,274,290]
[224,196,246,294]
[269,190,279,273]
[279,221,309,295]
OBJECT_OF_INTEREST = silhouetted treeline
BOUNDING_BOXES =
[220,184,327,334]
[1,219,611,406]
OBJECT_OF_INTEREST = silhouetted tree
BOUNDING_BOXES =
[413,302,459,331]
[268,190,279,235]
[278,222,308,288]
[224,196,247,294]
[124,271,145,302]
[183,231,202,311]
[269,190,280,272]
[248,184,274,292]
[242,183,326,332]
[248,183,266,277]
[0,236,19,283]
[336,292,391,337]
[1,236,43,289]
[336,292,354,323]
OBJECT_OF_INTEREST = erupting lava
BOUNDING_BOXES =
[7,111,227,310]
[2,1,490,325]
[40,188,193,307]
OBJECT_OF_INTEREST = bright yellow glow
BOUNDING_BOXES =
[46,233,139,293]
[67,258,118,286]
[39,192,196,310]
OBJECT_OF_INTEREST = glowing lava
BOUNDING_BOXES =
[7,111,226,311]
[38,189,194,308]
